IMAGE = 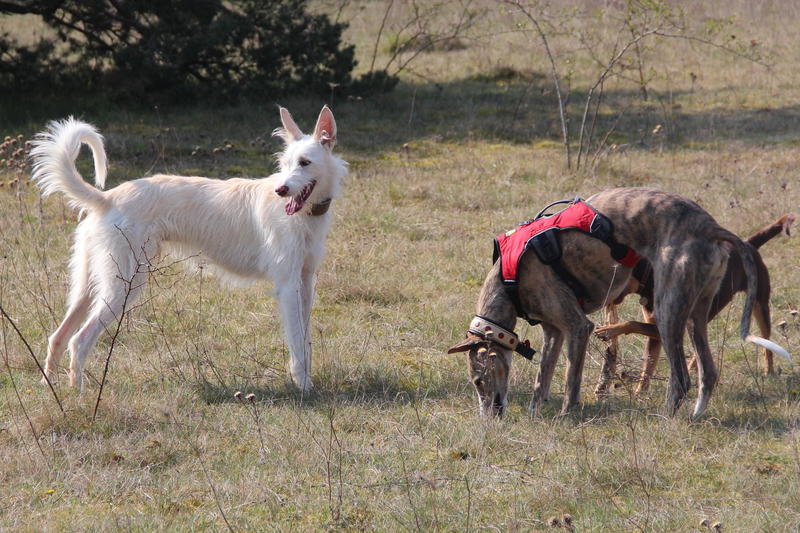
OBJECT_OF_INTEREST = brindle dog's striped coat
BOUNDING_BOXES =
[449,187,788,418]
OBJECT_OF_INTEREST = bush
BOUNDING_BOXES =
[0,0,363,103]
[349,70,400,96]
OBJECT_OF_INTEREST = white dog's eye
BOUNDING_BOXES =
[299,158,311,167]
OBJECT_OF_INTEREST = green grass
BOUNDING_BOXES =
[1,1,800,531]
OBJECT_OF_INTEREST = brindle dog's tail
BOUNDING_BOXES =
[715,228,792,361]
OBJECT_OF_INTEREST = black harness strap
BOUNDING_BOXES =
[586,209,633,264]
[533,198,576,220]
[548,259,589,302]
[502,283,541,326]
[527,227,589,303]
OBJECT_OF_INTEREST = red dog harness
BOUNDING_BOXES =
[493,198,640,322]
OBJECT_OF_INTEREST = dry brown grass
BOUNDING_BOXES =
[1,1,799,530]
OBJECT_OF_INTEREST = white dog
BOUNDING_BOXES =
[31,106,346,391]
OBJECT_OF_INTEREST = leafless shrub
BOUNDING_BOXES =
[503,0,770,169]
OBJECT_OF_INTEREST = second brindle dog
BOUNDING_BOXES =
[594,213,795,394]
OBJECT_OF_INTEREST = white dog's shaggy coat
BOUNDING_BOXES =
[31,106,346,391]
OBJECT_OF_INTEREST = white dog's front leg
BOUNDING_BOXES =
[300,259,318,361]
[277,278,313,392]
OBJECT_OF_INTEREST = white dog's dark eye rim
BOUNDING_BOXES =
[299,158,311,167]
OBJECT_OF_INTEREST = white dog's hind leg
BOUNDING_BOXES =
[66,227,151,390]
[67,272,147,390]
[43,227,92,383]
[68,310,111,391]
[45,293,91,383]
[277,278,314,392]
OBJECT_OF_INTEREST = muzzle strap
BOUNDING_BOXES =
[469,315,537,361]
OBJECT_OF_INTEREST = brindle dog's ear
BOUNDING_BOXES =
[447,335,483,354]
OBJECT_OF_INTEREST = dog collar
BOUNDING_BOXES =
[309,199,332,216]
[469,315,537,361]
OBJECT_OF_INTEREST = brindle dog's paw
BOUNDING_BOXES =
[594,326,621,342]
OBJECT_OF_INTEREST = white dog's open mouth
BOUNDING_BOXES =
[285,180,316,215]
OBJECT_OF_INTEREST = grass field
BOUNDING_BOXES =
[1,1,799,531]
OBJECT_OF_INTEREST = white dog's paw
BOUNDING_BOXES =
[68,370,85,391]
[40,371,56,387]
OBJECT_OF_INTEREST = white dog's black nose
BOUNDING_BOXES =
[275,185,289,197]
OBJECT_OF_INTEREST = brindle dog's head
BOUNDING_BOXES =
[448,334,513,416]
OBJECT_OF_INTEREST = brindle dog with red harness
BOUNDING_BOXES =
[448,187,789,418]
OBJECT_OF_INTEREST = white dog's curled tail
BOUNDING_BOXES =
[746,334,792,362]
[30,117,108,211]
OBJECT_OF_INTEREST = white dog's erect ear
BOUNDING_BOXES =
[279,107,303,142]
[313,105,337,149]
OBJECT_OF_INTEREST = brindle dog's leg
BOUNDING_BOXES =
[654,262,693,414]
[687,317,718,418]
[635,307,661,394]
[595,304,620,396]
[562,315,595,414]
[752,301,773,375]
[531,323,563,415]
[688,250,727,417]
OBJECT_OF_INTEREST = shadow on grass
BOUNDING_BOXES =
[3,71,800,174]
[707,370,800,435]
[513,390,661,422]
[333,79,800,160]
[198,365,800,433]
[197,365,470,408]
[505,372,800,435]
[712,411,793,435]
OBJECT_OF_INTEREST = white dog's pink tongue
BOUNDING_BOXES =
[285,198,302,215]
[284,181,315,215]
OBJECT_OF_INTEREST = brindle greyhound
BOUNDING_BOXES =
[448,187,789,418]
[594,214,795,394]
